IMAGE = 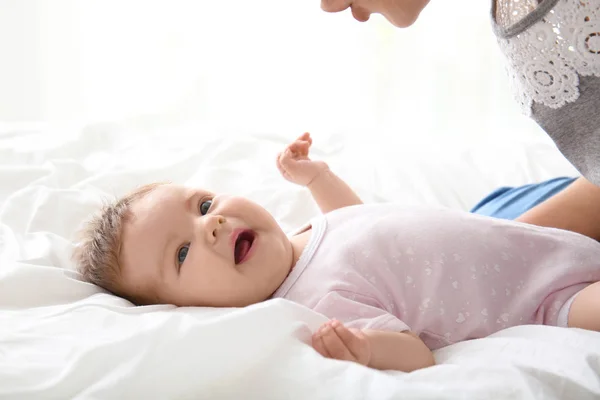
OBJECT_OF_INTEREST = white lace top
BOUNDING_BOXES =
[492,0,600,185]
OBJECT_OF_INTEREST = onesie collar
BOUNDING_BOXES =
[271,215,326,298]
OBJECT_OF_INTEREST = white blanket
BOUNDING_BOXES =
[1,122,598,400]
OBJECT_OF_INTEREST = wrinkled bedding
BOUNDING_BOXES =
[2,122,598,400]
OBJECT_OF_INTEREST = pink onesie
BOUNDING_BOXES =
[271,204,600,350]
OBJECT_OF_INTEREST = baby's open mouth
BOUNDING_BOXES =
[234,229,256,264]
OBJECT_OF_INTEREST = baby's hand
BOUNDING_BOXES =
[312,320,371,366]
[277,133,328,187]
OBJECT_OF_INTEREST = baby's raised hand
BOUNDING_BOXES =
[277,133,328,187]
[312,320,371,366]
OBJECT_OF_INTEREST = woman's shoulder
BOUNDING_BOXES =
[492,0,600,184]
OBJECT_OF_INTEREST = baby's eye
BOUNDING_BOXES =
[177,244,189,265]
[199,199,212,215]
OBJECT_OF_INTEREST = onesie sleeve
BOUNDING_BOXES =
[313,291,410,333]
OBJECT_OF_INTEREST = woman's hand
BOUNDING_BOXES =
[276,132,329,187]
[312,320,371,366]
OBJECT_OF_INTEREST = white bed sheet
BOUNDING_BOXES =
[1,122,598,400]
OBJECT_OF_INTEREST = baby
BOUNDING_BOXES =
[74,133,600,373]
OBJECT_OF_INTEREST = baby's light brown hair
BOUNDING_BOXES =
[72,183,164,305]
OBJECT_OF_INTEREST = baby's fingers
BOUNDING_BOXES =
[331,321,358,347]
[278,149,297,168]
[312,330,331,358]
[288,140,310,155]
[297,132,312,144]
[319,323,355,361]
[312,338,329,359]
[332,321,371,365]
[276,152,286,172]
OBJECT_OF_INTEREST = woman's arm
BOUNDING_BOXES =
[516,177,600,241]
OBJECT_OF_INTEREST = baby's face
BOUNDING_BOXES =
[120,184,294,307]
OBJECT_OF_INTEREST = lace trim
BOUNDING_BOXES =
[496,0,600,115]
[495,0,541,29]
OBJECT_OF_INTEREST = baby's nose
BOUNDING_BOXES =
[205,215,226,241]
